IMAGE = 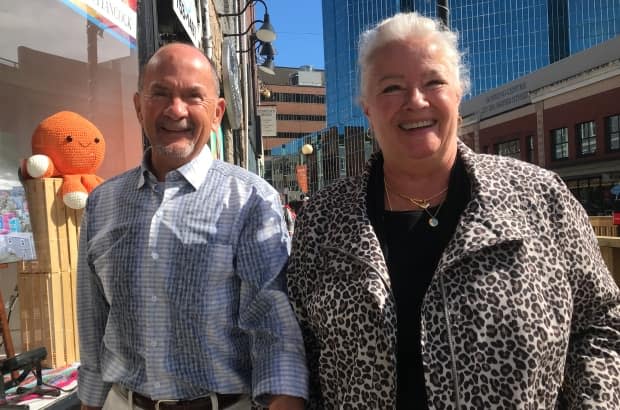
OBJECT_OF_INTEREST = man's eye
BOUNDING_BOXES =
[150,90,169,98]
[186,94,204,103]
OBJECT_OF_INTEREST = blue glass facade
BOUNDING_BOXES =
[568,0,620,54]
[322,0,620,126]
[322,0,400,128]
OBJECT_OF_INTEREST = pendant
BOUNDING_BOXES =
[428,217,439,227]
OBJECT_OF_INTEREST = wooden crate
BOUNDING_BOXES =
[16,178,82,367]
[18,270,78,368]
[18,178,83,273]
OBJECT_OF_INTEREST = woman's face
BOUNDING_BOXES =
[362,39,462,166]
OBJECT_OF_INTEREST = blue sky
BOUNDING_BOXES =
[265,0,325,69]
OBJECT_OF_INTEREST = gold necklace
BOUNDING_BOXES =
[384,179,447,227]
[383,179,448,209]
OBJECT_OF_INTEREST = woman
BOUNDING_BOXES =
[286,12,620,409]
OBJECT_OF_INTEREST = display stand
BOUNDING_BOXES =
[17,179,81,368]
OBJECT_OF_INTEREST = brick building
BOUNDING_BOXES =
[257,66,326,196]
[460,35,620,215]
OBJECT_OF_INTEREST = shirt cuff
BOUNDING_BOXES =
[78,365,113,406]
[252,349,309,406]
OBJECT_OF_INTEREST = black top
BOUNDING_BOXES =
[367,153,471,409]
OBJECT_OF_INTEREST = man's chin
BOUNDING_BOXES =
[154,143,195,160]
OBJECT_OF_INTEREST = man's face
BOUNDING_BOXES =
[134,44,225,174]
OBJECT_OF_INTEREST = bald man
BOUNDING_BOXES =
[77,43,307,410]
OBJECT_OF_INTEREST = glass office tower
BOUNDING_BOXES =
[322,0,620,127]
[322,0,400,128]
[568,0,620,54]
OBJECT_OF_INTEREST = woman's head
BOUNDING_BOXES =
[358,12,469,100]
[358,13,469,168]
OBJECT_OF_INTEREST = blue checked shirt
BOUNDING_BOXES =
[77,146,308,406]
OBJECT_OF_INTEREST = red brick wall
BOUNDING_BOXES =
[544,86,620,169]
[479,114,537,163]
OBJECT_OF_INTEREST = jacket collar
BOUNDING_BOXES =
[330,141,534,270]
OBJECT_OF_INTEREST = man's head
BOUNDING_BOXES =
[133,43,226,178]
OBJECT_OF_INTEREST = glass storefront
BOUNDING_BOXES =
[0,0,142,191]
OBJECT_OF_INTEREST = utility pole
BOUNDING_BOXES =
[437,0,449,28]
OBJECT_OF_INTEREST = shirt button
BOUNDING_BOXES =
[154,381,161,388]
[151,340,157,347]
[151,295,158,302]
[151,252,159,260]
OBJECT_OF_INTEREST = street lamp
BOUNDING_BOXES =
[219,0,277,75]
[301,144,314,155]
[237,34,276,75]
[218,0,277,43]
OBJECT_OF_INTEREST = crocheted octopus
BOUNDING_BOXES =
[22,111,105,209]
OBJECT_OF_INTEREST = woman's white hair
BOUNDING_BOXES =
[358,12,470,100]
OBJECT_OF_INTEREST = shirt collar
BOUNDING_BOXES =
[138,145,213,190]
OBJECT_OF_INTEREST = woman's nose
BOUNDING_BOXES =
[404,87,429,108]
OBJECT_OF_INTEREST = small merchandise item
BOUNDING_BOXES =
[21,111,106,209]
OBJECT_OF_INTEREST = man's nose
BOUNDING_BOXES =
[164,96,189,118]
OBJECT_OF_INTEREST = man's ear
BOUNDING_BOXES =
[212,97,226,132]
[133,92,143,123]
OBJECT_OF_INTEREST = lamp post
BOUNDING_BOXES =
[219,0,277,75]
[437,0,449,28]
[218,0,276,42]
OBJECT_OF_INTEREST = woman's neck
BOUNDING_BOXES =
[383,150,456,201]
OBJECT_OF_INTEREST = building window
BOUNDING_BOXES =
[494,139,520,159]
[276,114,326,122]
[576,121,596,156]
[526,135,535,163]
[262,92,325,104]
[551,127,568,160]
[606,114,620,152]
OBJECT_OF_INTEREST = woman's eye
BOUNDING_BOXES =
[427,79,446,87]
[382,85,402,93]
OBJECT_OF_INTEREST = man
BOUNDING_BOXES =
[77,43,308,410]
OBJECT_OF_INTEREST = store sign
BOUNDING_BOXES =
[173,0,201,47]
[257,106,277,137]
[222,39,243,129]
[479,80,530,120]
[62,0,137,46]
[83,0,136,39]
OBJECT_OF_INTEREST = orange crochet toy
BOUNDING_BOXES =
[22,111,105,209]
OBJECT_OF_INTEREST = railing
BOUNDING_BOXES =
[598,236,620,287]
[590,216,619,237]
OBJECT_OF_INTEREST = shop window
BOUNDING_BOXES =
[576,121,596,156]
[606,114,620,152]
[551,127,568,160]
[494,139,520,159]
[0,1,141,190]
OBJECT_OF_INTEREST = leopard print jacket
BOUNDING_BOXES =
[287,142,620,409]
